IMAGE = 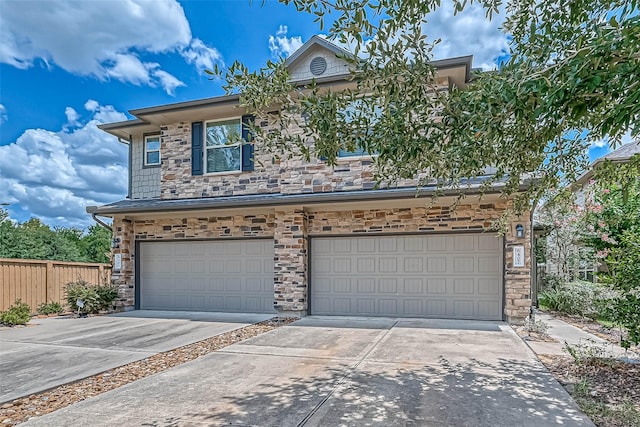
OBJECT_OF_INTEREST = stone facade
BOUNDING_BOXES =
[130,140,161,200]
[110,201,531,322]
[157,120,422,200]
[105,41,532,323]
[274,209,308,314]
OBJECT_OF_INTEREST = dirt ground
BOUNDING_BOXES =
[527,313,640,427]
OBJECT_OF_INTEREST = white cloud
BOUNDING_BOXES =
[152,69,187,96]
[84,100,100,112]
[424,4,509,70]
[0,0,220,95]
[0,104,6,125]
[0,101,129,228]
[64,107,80,128]
[590,130,635,149]
[180,38,223,72]
[269,25,304,58]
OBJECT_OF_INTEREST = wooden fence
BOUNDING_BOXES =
[0,258,111,312]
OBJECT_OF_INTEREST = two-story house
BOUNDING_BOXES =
[88,36,532,323]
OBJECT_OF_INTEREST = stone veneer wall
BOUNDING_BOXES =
[158,120,421,200]
[274,209,308,314]
[110,214,275,310]
[111,200,531,322]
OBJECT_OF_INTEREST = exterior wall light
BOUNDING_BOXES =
[111,238,121,249]
[515,224,525,239]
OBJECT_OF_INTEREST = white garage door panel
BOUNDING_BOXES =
[311,234,502,320]
[139,240,275,313]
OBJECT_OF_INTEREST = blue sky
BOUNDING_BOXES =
[0,0,625,229]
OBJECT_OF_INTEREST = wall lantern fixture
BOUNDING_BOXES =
[111,238,121,249]
[515,224,525,239]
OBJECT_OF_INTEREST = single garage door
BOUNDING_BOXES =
[139,239,275,313]
[311,234,502,320]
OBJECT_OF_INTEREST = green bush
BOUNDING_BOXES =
[1,299,32,326]
[37,301,64,315]
[65,279,118,314]
[541,273,565,291]
[539,281,617,319]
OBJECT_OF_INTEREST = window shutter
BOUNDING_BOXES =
[241,115,255,171]
[191,121,203,176]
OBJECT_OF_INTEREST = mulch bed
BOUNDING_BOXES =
[539,354,640,409]
[0,317,295,426]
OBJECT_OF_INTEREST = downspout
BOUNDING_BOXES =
[529,198,539,321]
[118,136,132,199]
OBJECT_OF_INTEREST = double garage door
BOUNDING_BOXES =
[310,234,503,320]
[138,239,275,313]
[138,233,503,320]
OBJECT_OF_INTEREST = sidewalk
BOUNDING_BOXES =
[523,312,640,363]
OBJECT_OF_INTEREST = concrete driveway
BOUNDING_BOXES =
[0,311,273,403]
[21,317,593,426]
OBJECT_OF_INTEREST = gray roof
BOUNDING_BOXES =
[87,177,529,216]
[575,139,640,186]
[603,139,640,161]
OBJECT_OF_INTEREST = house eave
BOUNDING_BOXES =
[87,179,533,217]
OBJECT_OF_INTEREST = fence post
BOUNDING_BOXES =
[45,261,53,303]
[98,264,104,284]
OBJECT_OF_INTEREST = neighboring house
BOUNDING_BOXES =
[88,36,533,323]
[542,139,640,280]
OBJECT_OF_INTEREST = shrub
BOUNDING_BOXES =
[1,299,32,326]
[539,281,616,319]
[541,273,565,291]
[95,284,118,311]
[564,339,615,366]
[524,318,549,336]
[37,301,64,315]
[65,279,118,314]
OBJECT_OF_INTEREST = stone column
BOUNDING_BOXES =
[273,208,308,316]
[111,216,135,311]
[504,213,532,324]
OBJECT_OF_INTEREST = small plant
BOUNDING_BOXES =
[572,377,591,398]
[65,278,118,315]
[541,273,565,291]
[564,339,615,366]
[95,284,118,311]
[523,318,550,336]
[1,299,32,326]
[539,281,615,319]
[37,301,64,315]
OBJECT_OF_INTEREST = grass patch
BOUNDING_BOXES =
[575,395,640,427]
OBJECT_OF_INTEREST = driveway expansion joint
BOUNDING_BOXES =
[296,319,398,427]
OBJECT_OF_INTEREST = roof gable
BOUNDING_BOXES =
[285,35,353,82]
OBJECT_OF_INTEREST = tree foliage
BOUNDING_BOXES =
[218,0,639,210]
[0,210,111,263]
[580,156,640,348]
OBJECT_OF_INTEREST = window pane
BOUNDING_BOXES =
[338,147,369,157]
[146,138,160,151]
[206,146,240,172]
[206,120,241,147]
[146,151,160,165]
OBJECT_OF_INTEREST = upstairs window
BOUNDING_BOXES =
[336,98,381,158]
[144,135,161,166]
[205,119,242,173]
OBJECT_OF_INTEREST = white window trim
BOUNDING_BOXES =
[204,117,243,175]
[143,135,161,166]
[335,95,380,160]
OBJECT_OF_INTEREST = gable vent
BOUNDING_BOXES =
[309,56,327,76]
